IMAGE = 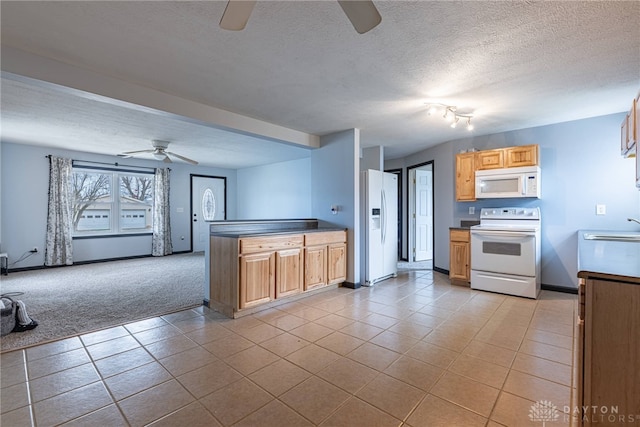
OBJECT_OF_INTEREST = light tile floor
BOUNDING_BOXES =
[0,271,577,426]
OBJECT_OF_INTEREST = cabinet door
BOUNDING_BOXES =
[630,98,637,150]
[449,240,469,282]
[475,149,504,170]
[276,248,303,298]
[621,113,630,157]
[583,279,640,423]
[327,242,347,284]
[505,145,538,167]
[239,252,275,309]
[304,245,327,290]
[455,153,476,201]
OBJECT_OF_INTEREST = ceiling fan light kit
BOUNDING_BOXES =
[425,103,475,131]
[220,0,381,34]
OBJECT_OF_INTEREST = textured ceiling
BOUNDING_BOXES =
[1,1,639,167]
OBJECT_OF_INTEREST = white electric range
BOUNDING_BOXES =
[470,207,541,299]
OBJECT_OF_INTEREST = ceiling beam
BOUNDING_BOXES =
[1,46,320,149]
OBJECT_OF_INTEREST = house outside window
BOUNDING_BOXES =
[72,168,154,236]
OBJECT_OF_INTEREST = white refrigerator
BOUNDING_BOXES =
[361,169,398,286]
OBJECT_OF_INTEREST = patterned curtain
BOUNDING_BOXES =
[152,168,173,256]
[45,156,73,266]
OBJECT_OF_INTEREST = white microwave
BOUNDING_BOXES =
[475,166,541,199]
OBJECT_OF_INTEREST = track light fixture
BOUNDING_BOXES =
[425,103,474,131]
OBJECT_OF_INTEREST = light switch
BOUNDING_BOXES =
[596,204,606,215]
[468,206,475,215]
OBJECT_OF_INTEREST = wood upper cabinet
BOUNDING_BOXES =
[455,152,476,201]
[505,144,538,167]
[476,145,538,170]
[621,98,637,158]
[449,229,470,285]
[455,144,540,202]
[475,149,504,170]
[239,251,275,309]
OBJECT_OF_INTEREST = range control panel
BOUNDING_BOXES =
[480,207,540,220]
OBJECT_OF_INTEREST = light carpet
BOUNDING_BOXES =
[0,252,204,352]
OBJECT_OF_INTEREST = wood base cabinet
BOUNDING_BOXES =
[328,242,347,284]
[449,229,470,285]
[240,252,275,309]
[210,230,346,317]
[304,231,347,290]
[304,245,327,290]
[275,248,303,299]
[577,278,640,425]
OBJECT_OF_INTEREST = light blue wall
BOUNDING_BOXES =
[236,157,312,219]
[311,129,360,284]
[387,113,640,290]
[0,142,237,268]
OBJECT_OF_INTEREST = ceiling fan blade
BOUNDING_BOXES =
[220,0,257,31]
[121,149,154,155]
[167,151,199,165]
[337,0,381,34]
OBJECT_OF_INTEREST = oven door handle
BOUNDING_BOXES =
[471,230,535,238]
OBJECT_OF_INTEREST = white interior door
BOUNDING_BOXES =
[192,176,225,252]
[414,168,433,261]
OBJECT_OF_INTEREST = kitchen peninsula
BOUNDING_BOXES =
[206,219,347,318]
[575,230,640,426]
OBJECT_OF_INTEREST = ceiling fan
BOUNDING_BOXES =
[118,140,199,165]
[220,0,382,34]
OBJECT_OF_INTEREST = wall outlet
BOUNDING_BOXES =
[596,204,606,215]
[468,206,475,215]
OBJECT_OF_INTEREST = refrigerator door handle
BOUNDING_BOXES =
[381,189,386,244]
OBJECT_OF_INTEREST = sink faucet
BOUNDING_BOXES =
[628,218,640,225]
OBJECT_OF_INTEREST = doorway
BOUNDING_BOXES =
[385,168,404,261]
[408,161,434,268]
[191,175,226,252]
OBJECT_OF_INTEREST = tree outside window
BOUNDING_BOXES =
[72,169,154,235]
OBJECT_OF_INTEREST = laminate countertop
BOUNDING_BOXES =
[577,230,640,283]
[210,227,347,238]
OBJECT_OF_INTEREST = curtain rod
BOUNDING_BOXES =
[45,155,170,171]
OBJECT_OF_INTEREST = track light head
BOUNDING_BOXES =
[425,102,475,131]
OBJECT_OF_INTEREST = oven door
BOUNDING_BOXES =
[471,229,537,276]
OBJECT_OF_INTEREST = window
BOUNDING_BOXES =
[72,168,154,236]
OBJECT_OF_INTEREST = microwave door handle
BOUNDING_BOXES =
[522,176,526,195]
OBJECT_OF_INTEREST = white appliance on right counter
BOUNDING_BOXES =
[470,207,541,298]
